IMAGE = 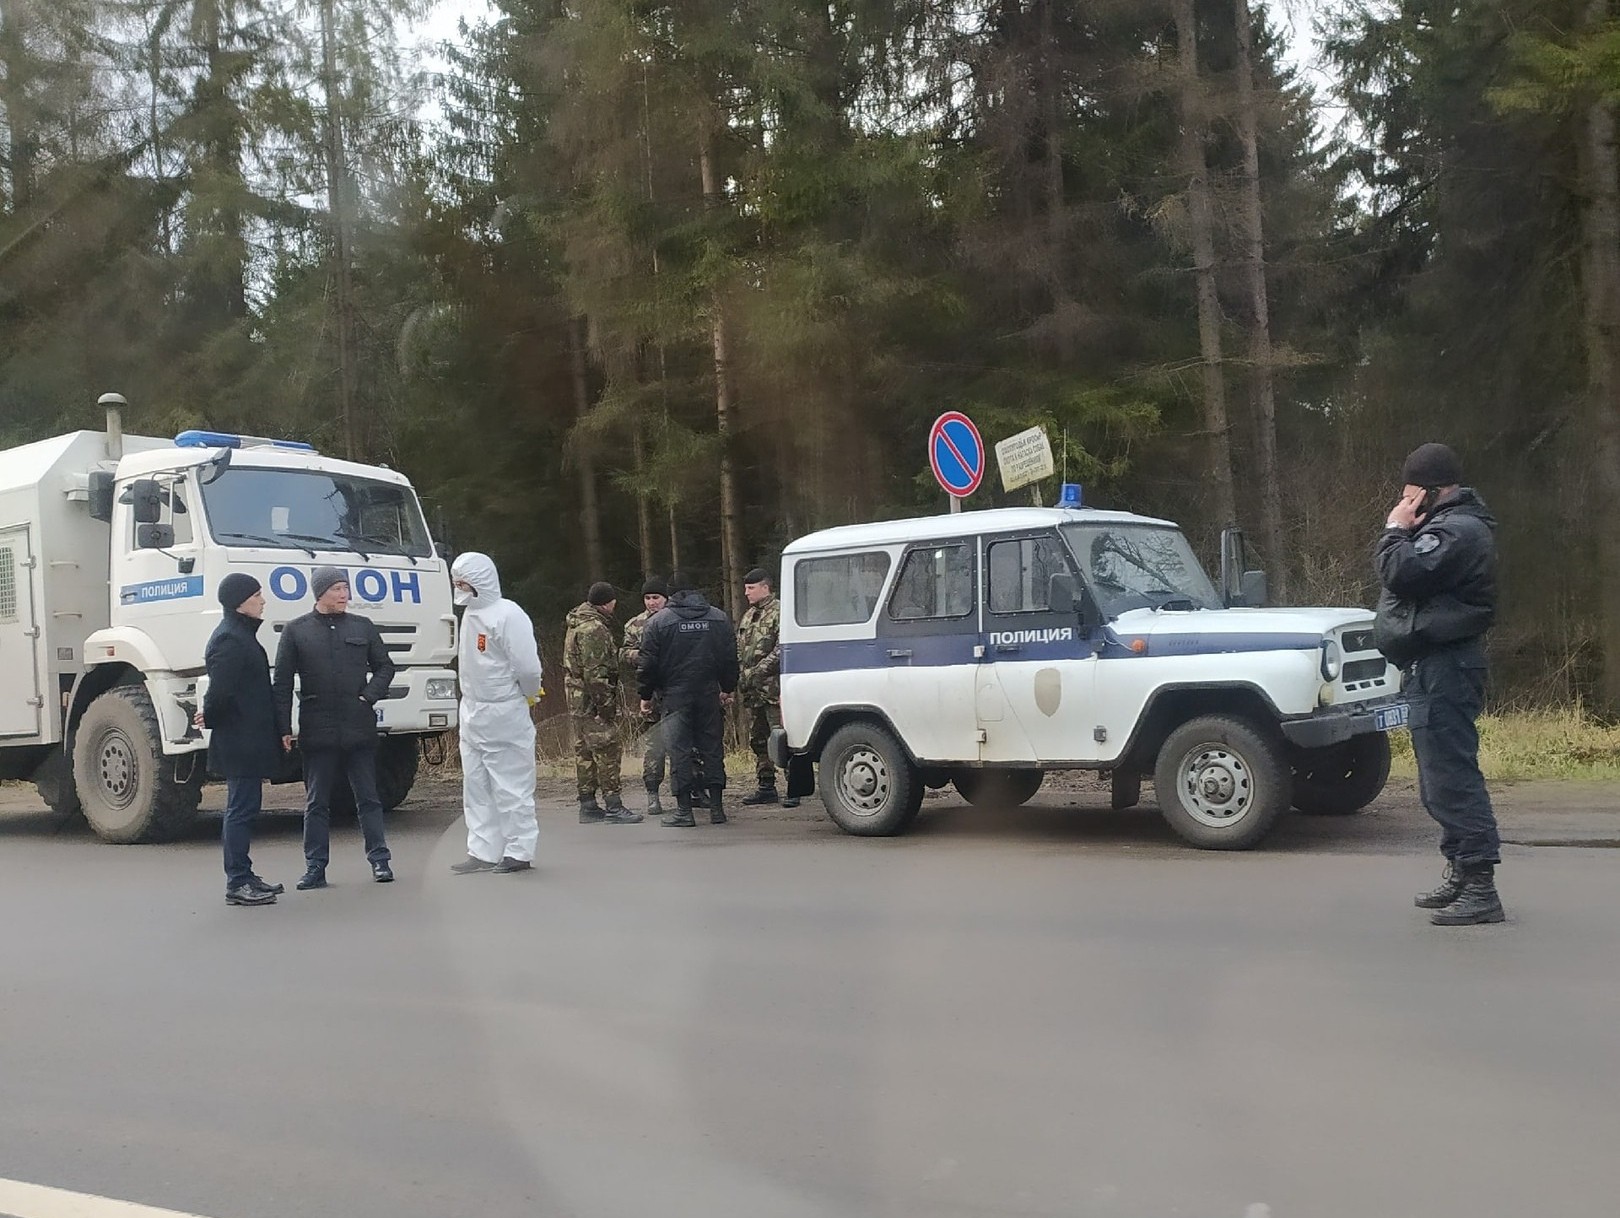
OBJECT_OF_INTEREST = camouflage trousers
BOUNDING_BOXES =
[638,710,705,792]
[745,700,783,786]
[572,710,622,799]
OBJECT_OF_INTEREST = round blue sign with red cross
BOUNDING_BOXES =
[929,411,985,499]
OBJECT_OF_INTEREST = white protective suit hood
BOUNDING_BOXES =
[451,551,501,608]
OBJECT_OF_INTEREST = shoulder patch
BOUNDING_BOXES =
[1414,532,1441,555]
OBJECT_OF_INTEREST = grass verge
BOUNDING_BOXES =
[1389,708,1620,782]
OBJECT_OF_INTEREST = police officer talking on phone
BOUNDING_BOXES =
[1374,443,1505,926]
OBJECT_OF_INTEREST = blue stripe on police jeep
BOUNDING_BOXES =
[781,629,1322,673]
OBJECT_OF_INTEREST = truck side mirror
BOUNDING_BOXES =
[131,479,163,525]
[88,471,115,522]
[1239,569,1268,608]
[137,523,175,550]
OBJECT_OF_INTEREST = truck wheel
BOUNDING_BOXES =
[328,736,421,817]
[32,747,81,818]
[73,685,203,843]
[1292,733,1391,815]
[1153,715,1291,850]
[951,768,1044,808]
[818,721,922,836]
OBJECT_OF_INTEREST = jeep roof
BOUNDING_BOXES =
[782,506,1177,555]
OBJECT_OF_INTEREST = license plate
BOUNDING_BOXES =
[375,706,385,725]
[1374,703,1409,732]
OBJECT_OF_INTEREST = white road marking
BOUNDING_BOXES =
[0,1178,219,1218]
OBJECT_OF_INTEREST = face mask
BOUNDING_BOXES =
[454,585,475,607]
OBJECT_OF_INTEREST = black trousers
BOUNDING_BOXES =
[661,696,726,804]
[1407,643,1500,868]
[302,747,391,868]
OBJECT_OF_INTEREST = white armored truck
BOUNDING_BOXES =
[0,398,458,842]
[769,496,1406,850]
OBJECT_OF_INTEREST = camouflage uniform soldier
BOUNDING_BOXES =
[619,577,670,816]
[564,582,642,825]
[737,567,796,808]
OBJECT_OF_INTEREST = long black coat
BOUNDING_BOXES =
[272,609,395,752]
[203,612,284,779]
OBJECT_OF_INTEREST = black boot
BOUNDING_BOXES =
[740,783,778,806]
[646,788,664,817]
[708,787,727,825]
[1414,861,1463,909]
[602,793,644,825]
[295,866,326,890]
[1430,864,1506,926]
[662,797,696,828]
[578,795,606,824]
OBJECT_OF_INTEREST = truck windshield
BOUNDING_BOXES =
[1060,523,1222,617]
[198,467,433,558]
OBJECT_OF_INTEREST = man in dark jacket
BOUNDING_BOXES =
[637,573,739,827]
[1374,442,1504,926]
[273,566,397,889]
[200,573,285,906]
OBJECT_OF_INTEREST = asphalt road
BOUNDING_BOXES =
[1,775,1618,1218]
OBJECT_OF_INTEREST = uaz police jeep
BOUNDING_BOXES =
[768,503,1404,849]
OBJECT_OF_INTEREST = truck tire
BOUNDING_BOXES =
[818,721,922,836]
[32,747,82,818]
[327,736,421,818]
[951,768,1044,808]
[1292,733,1391,816]
[73,685,203,843]
[1153,714,1291,850]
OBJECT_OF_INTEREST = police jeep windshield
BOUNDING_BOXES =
[1061,522,1222,618]
[198,467,433,558]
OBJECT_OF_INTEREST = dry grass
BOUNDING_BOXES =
[1388,707,1620,782]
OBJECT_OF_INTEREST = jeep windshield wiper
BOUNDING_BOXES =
[214,531,318,558]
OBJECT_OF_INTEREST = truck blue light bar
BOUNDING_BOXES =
[175,430,317,452]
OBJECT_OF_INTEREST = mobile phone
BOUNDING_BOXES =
[1418,487,1440,516]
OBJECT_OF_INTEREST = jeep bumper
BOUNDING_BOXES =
[1281,699,1403,750]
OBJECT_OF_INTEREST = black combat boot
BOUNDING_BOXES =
[1430,863,1506,926]
[708,787,727,825]
[662,797,696,828]
[295,866,327,890]
[1413,861,1463,909]
[645,787,664,817]
[602,793,644,824]
[579,795,606,824]
[740,783,778,806]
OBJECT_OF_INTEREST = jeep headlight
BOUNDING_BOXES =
[427,678,459,701]
[1320,639,1342,682]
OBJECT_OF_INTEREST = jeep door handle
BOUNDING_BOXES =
[995,643,1022,653]
[886,649,912,660]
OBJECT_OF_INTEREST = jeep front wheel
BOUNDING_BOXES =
[818,721,922,836]
[1292,733,1391,815]
[1153,715,1291,850]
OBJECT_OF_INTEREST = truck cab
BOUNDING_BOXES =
[0,410,457,842]
[769,501,1403,850]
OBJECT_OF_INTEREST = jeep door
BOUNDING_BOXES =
[876,540,982,762]
[976,530,1098,764]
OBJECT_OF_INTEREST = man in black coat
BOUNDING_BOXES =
[1375,442,1505,926]
[200,573,285,906]
[637,572,740,827]
[273,566,397,889]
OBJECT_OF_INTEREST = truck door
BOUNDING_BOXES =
[876,539,982,763]
[976,530,1096,763]
[114,471,205,665]
[0,525,42,738]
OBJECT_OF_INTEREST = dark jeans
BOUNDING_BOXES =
[302,747,390,869]
[222,777,263,891]
[662,697,726,805]
[1408,643,1500,868]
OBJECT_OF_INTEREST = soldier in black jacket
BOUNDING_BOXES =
[200,573,285,906]
[637,573,740,827]
[1375,443,1504,925]
[273,566,397,889]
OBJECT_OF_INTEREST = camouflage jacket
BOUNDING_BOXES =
[620,609,656,682]
[736,595,781,705]
[563,602,618,718]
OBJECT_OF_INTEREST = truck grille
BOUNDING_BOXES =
[376,624,417,655]
[1344,658,1387,684]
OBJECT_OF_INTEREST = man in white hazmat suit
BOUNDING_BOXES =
[448,553,544,875]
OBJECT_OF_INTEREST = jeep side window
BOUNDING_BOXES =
[889,544,974,621]
[794,552,893,626]
[987,535,1071,614]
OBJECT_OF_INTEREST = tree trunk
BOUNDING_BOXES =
[631,419,654,575]
[568,316,606,583]
[1172,0,1236,530]
[1231,0,1286,599]
[0,0,35,214]
[1038,0,1074,363]
[319,0,360,458]
[1579,0,1620,711]
[699,123,746,622]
